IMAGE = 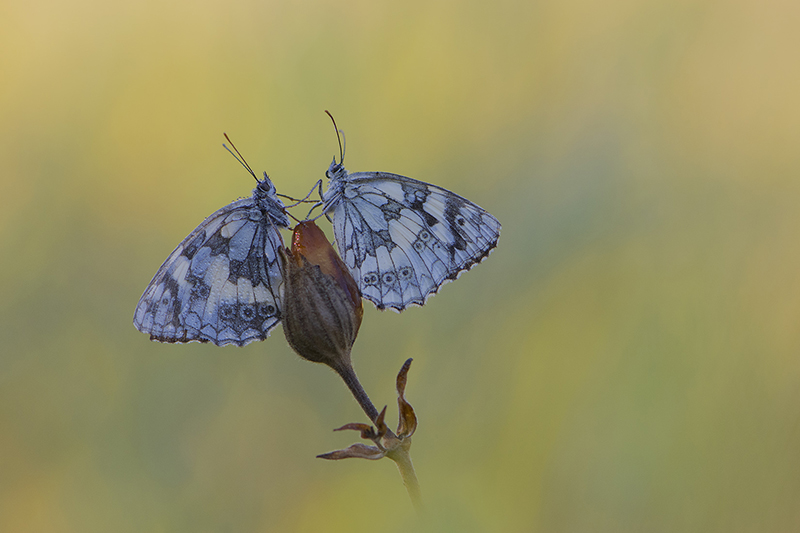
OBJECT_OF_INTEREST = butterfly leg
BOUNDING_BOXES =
[305,203,328,222]
[280,180,322,208]
[298,180,327,221]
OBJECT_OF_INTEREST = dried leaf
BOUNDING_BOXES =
[396,359,417,438]
[334,422,377,440]
[375,406,388,440]
[396,358,412,396]
[317,443,386,461]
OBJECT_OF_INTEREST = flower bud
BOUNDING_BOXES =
[280,221,363,367]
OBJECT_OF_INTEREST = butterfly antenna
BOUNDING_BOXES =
[222,133,258,183]
[324,110,345,165]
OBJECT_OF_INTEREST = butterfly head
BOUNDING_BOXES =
[326,157,348,182]
[254,172,290,227]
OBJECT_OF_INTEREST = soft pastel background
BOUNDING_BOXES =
[2,0,799,531]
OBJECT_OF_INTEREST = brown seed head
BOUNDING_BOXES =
[280,221,363,366]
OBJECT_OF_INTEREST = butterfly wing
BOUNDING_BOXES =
[133,198,285,346]
[327,172,500,311]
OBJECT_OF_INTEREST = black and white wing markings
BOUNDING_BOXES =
[323,167,501,311]
[134,176,290,346]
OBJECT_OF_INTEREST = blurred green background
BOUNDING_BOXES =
[2,0,799,531]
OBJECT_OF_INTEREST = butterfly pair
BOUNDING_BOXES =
[133,139,501,346]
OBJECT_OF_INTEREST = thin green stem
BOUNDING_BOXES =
[387,443,422,513]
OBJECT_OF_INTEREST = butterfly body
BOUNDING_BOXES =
[134,176,289,346]
[322,160,501,311]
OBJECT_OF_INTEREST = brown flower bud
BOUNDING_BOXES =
[280,221,363,367]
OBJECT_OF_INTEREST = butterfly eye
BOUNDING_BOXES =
[160,294,171,305]
[418,230,431,241]
[363,273,379,285]
[382,272,396,284]
[240,306,255,320]
[398,267,413,280]
[457,217,466,226]
[413,241,425,252]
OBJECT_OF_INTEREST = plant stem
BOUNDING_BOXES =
[387,443,423,513]
[330,357,422,512]
[332,358,380,423]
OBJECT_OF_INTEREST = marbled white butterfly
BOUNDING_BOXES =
[320,116,501,311]
[134,160,289,346]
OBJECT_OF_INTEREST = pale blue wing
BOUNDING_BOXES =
[326,172,500,311]
[134,198,286,346]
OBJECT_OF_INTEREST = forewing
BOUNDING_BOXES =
[133,199,285,346]
[331,173,500,311]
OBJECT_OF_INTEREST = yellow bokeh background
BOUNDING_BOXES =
[2,0,800,531]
